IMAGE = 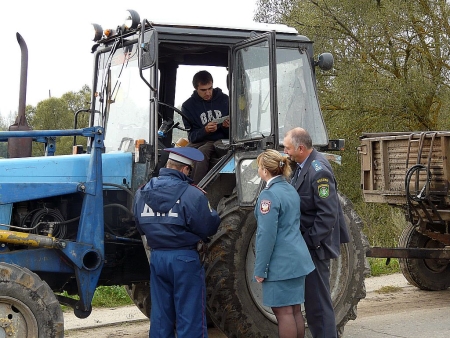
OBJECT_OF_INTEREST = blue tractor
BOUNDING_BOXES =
[0,10,367,337]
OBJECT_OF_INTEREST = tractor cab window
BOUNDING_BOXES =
[276,48,327,146]
[233,39,273,142]
[94,44,151,153]
[173,65,229,143]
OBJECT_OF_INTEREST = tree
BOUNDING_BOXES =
[0,115,8,158]
[61,85,91,129]
[255,1,450,245]
[28,85,91,156]
[255,0,450,133]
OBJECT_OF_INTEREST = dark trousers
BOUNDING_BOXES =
[304,252,337,338]
[187,141,216,184]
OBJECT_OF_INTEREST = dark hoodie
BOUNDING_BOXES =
[181,87,229,143]
[134,168,221,250]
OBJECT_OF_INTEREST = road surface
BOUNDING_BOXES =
[64,273,450,337]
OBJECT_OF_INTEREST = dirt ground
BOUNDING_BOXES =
[64,322,225,338]
[356,284,450,318]
[64,275,450,338]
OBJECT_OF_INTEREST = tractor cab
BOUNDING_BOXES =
[89,11,332,202]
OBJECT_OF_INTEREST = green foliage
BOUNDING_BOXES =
[357,203,406,247]
[0,115,8,158]
[255,0,450,251]
[369,258,400,276]
[91,286,133,307]
[27,86,91,156]
[59,285,133,312]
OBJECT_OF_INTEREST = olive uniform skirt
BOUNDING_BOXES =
[262,276,306,307]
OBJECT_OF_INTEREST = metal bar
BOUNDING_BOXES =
[0,229,61,248]
[367,247,450,259]
[0,127,101,144]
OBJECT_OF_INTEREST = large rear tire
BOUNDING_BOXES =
[205,192,368,337]
[399,222,450,290]
[125,282,151,318]
[0,262,64,338]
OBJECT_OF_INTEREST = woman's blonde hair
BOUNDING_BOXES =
[257,149,292,179]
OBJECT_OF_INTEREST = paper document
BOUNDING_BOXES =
[212,116,229,124]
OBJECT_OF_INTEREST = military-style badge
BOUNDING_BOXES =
[260,200,271,214]
[318,184,330,198]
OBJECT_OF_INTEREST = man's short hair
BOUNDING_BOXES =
[287,128,313,149]
[166,159,189,171]
[193,70,213,89]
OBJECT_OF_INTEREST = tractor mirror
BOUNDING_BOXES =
[316,53,334,71]
[140,29,156,70]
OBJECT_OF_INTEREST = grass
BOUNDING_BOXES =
[375,285,402,294]
[59,285,133,312]
[92,285,134,307]
[369,257,400,276]
[355,202,406,277]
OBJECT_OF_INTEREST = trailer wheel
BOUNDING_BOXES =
[125,282,151,318]
[205,192,368,337]
[399,222,450,290]
[0,262,64,338]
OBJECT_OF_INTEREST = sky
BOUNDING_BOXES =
[1,0,259,121]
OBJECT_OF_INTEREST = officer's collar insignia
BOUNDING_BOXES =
[312,160,323,172]
[260,200,271,214]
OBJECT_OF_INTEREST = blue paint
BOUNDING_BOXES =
[0,204,12,229]
[0,152,132,204]
[0,127,108,314]
[220,157,235,173]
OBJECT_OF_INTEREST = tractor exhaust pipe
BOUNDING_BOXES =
[8,32,32,158]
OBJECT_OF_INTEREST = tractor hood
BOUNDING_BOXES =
[0,152,132,204]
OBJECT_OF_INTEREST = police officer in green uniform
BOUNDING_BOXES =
[283,127,350,338]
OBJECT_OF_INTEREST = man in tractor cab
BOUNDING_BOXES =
[181,70,230,184]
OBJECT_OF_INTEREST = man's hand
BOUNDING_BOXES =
[222,118,230,128]
[205,122,218,133]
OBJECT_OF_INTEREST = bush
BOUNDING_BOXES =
[59,285,133,311]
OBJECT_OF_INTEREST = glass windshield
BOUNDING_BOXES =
[234,40,272,142]
[234,44,327,146]
[277,48,327,146]
[94,44,150,153]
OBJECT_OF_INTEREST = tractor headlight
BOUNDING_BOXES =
[124,9,140,30]
[92,23,103,42]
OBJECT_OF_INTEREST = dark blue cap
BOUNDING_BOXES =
[164,147,204,166]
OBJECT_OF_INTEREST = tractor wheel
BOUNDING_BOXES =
[334,193,370,337]
[0,262,64,338]
[399,222,450,290]
[205,192,368,337]
[125,282,151,318]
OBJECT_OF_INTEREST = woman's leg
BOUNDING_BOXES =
[272,305,304,338]
[293,304,305,338]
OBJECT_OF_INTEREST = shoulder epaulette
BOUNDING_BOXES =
[311,160,324,172]
[191,184,207,194]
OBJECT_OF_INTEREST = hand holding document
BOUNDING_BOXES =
[212,116,229,124]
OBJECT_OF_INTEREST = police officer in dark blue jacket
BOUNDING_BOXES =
[284,128,350,338]
[134,147,221,338]
[181,70,229,184]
